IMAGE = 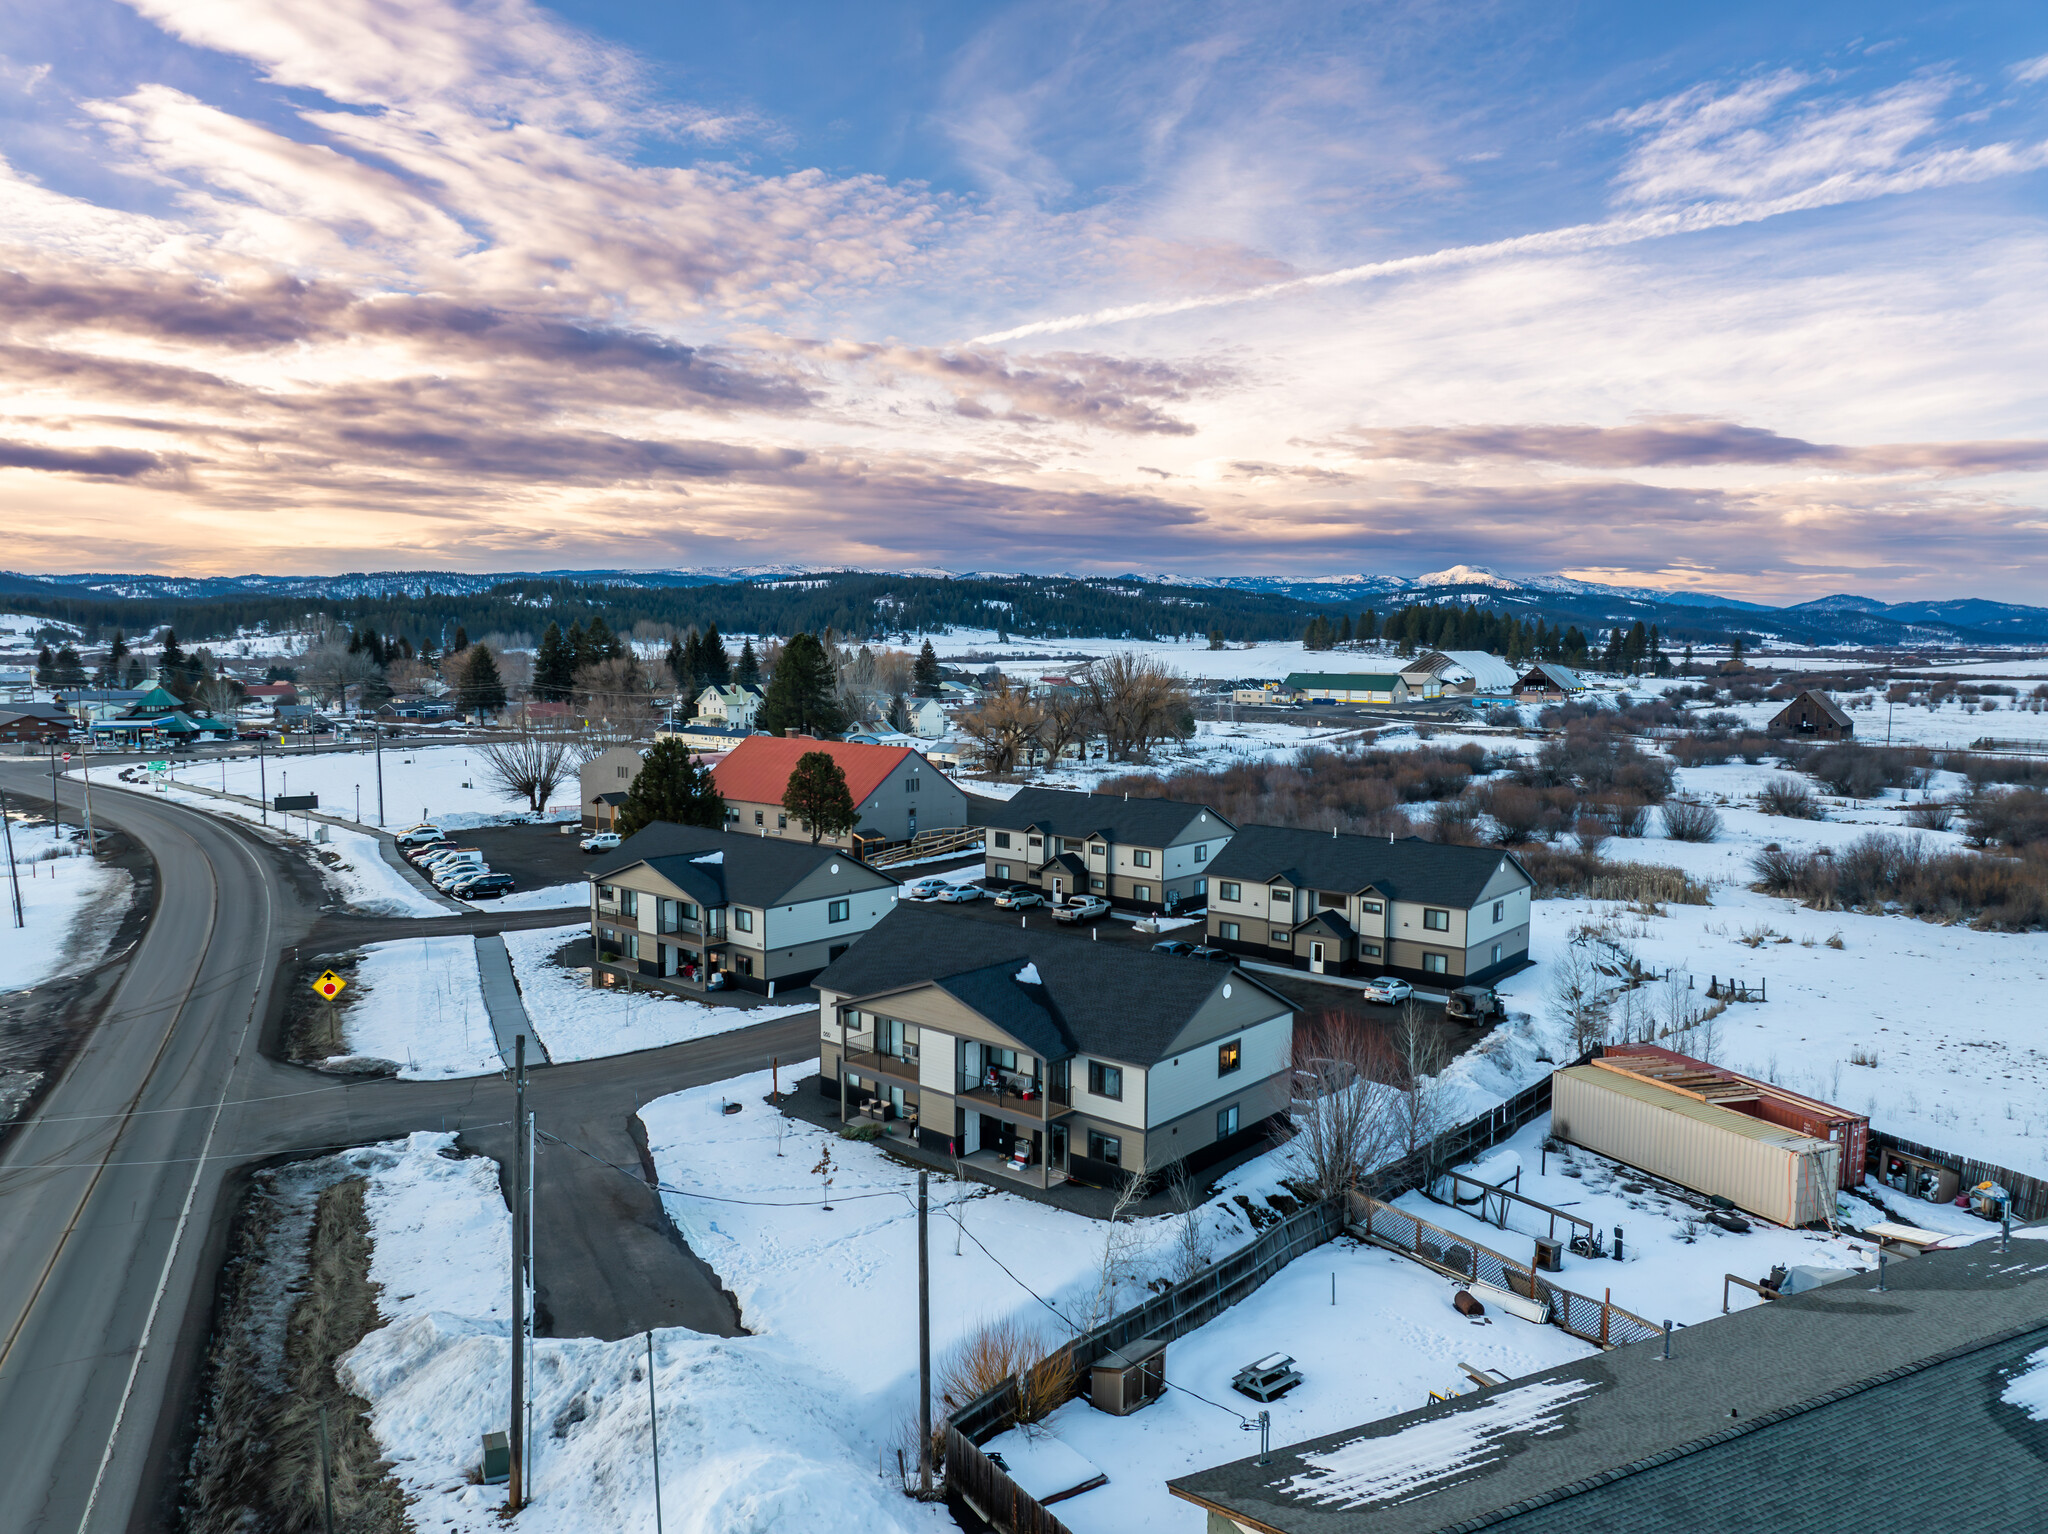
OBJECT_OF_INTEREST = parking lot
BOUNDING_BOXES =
[407,821,596,895]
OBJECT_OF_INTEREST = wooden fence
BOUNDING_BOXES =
[944,1427,1075,1534]
[1867,1129,2048,1222]
[1348,1194,1662,1349]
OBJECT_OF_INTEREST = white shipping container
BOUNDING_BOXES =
[1550,1066,1840,1228]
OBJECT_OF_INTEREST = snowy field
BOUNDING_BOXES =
[331,937,503,1079]
[161,744,579,831]
[488,881,587,911]
[501,924,811,1062]
[0,823,131,992]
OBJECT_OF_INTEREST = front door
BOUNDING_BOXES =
[1310,940,1325,975]
[908,808,917,837]
[1048,1124,1068,1169]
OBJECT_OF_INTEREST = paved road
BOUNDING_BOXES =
[0,767,816,1532]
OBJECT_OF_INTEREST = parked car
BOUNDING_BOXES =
[1051,895,1111,923]
[1151,940,1196,956]
[580,831,623,853]
[236,729,270,741]
[459,873,516,899]
[434,863,489,890]
[1445,985,1505,1023]
[1362,976,1413,1006]
[1189,945,1234,962]
[992,888,1045,909]
[405,838,454,860]
[395,825,444,846]
[905,877,950,901]
[936,883,983,902]
[420,851,482,877]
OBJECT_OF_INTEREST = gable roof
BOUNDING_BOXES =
[1773,689,1853,728]
[1207,826,1528,908]
[1169,1236,2048,1534]
[589,822,896,907]
[815,901,1293,1065]
[1284,672,1405,692]
[1422,650,1521,692]
[711,735,926,806]
[1517,662,1586,691]
[990,786,1231,845]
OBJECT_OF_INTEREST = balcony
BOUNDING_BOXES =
[845,1047,923,1087]
[956,1073,1071,1121]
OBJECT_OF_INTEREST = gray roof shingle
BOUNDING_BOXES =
[815,901,1293,1065]
[983,787,1231,847]
[1208,827,1527,908]
[590,822,893,907]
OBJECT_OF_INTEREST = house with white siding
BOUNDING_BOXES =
[814,903,1296,1188]
[978,787,1234,914]
[1202,826,1533,986]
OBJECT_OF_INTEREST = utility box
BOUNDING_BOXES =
[480,1431,510,1485]
[1878,1147,1960,1205]
[1089,1336,1167,1416]
[1551,1065,1840,1228]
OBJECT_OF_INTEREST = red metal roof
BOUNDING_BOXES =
[711,735,915,806]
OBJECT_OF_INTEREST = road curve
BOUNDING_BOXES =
[0,765,310,1534]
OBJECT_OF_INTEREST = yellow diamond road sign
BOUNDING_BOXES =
[313,970,347,1001]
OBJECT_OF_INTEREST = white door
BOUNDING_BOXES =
[1310,941,1325,975]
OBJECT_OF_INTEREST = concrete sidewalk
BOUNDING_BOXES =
[474,933,550,1066]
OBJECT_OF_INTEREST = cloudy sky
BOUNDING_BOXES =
[3,0,2047,600]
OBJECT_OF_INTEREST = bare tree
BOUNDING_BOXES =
[476,725,580,814]
[297,642,380,709]
[1547,943,1610,1056]
[956,679,1045,776]
[1165,1159,1212,1284]
[1035,687,1098,770]
[1082,1172,1152,1328]
[1392,1002,1451,1154]
[1285,1011,1405,1198]
[1080,653,1191,762]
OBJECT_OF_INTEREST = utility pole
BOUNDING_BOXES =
[646,1331,664,1534]
[525,1107,536,1488]
[317,1405,338,1534]
[374,721,386,827]
[1,788,23,928]
[258,736,269,827]
[509,1033,527,1512]
[918,1170,933,1497]
[48,739,59,831]
[79,757,95,858]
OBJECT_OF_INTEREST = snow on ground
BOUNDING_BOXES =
[0,822,131,992]
[501,924,811,1061]
[968,718,1364,797]
[339,1132,950,1533]
[486,881,587,911]
[1011,1239,1596,1534]
[161,743,579,830]
[335,937,502,1078]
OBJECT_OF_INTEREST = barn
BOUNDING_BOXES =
[1769,688,1853,740]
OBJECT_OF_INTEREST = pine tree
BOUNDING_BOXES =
[451,625,470,655]
[665,635,688,699]
[913,639,942,698]
[564,620,586,670]
[98,629,130,684]
[700,624,731,687]
[734,638,762,688]
[584,615,621,663]
[456,644,507,717]
[534,622,575,701]
[159,629,186,679]
[1683,641,1694,673]
[616,738,726,836]
[34,644,54,688]
[1338,614,1353,646]
[759,632,849,737]
[782,750,857,844]
[1730,635,1745,666]
[887,693,910,732]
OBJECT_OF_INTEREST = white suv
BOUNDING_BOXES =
[581,831,623,853]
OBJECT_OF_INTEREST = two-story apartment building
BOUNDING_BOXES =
[712,735,968,852]
[978,788,1234,913]
[815,902,1297,1189]
[589,822,900,994]
[1202,827,1532,986]
[579,743,644,830]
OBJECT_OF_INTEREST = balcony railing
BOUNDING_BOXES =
[955,1074,1071,1120]
[847,1047,922,1086]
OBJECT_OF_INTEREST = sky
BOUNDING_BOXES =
[2,1,2047,602]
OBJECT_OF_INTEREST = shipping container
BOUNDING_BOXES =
[1550,1066,1841,1228]
[1597,1044,1868,1189]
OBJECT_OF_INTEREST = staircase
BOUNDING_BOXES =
[863,826,985,867]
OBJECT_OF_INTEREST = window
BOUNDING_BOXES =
[1271,930,1291,944]
[1217,1038,1242,1076]
[1361,942,1382,958]
[734,908,753,933]
[1133,884,1151,904]
[1194,843,1208,863]
[657,898,680,933]
[1492,900,1505,922]
[1363,900,1382,914]
[1133,848,1153,868]
[1423,951,1448,974]
[994,863,1010,880]
[622,933,639,960]
[994,831,1012,849]
[1088,1061,1123,1100]
[619,890,639,918]
[754,810,764,826]
[1028,836,1042,850]
[1091,877,1105,892]
[1220,921,1240,941]
[905,776,920,793]
[733,954,754,976]
[1424,908,1450,931]
[617,764,630,778]
[828,899,850,924]
[777,813,787,829]
[598,883,615,902]
[1219,881,1241,902]
[1088,1130,1122,1167]
[1217,1103,1240,1139]
[1269,885,1290,905]
[1492,943,1503,965]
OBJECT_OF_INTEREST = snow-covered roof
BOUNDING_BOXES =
[1428,651,1521,692]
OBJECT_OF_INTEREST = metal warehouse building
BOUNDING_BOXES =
[1550,1064,1841,1228]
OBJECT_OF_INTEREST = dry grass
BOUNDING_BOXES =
[937,1318,1077,1428]
[1757,778,1823,819]
[1513,844,1710,905]
[1752,832,2048,930]
[1660,798,1722,842]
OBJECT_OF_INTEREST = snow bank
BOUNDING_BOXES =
[338,1132,950,1534]
[161,744,579,830]
[0,824,130,993]
[502,925,811,1061]
[339,937,502,1078]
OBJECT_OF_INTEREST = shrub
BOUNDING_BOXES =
[1757,778,1822,818]
[1964,786,2048,849]
[1513,844,1710,904]
[1598,798,1651,837]
[1750,831,2048,929]
[1904,799,1954,831]
[1520,718,1674,802]
[1482,705,1522,729]
[937,1319,1075,1426]
[1661,798,1722,842]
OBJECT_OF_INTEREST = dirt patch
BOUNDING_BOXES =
[181,1156,412,1534]
[280,950,367,1066]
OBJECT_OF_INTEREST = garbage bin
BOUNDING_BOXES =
[1533,1236,1564,1273]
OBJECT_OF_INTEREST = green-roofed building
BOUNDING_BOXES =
[1282,672,1412,704]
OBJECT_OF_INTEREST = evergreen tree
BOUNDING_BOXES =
[565,620,587,670]
[887,693,911,732]
[758,632,849,737]
[1338,614,1353,646]
[534,622,576,701]
[583,615,621,663]
[456,644,507,717]
[1730,635,1745,666]
[734,638,762,688]
[1682,641,1694,673]
[34,644,54,688]
[451,625,470,654]
[1206,628,1224,650]
[616,737,725,836]
[159,628,186,679]
[782,750,857,844]
[1361,609,1378,644]
[98,630,130,684]
[123,657,145,688]
[912,638,942,698]
[700,624,731,686]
